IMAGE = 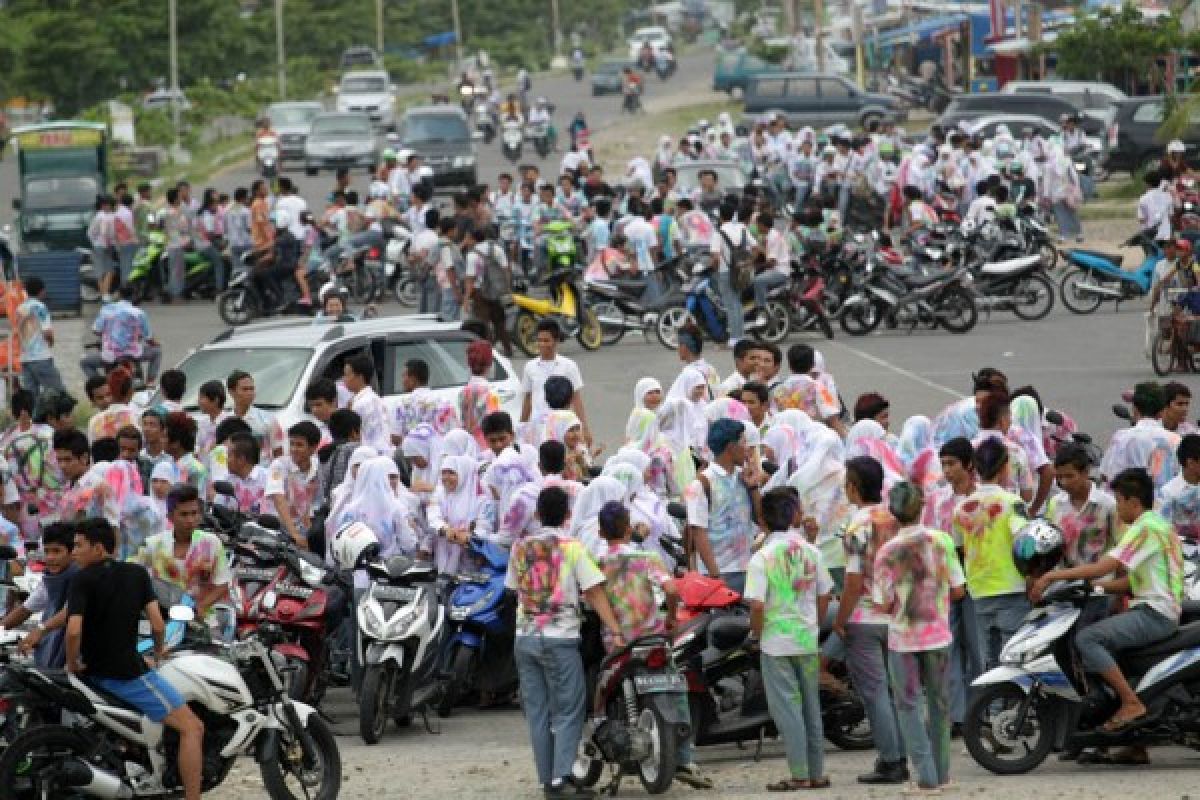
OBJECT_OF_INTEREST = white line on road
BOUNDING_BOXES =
[829,341,962,400]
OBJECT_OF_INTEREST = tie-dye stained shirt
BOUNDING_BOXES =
[1044,487,1119,567]
[1110,510,1184,621]
[873,525,965,652]
[265,456,320,528]
[921,483,968,543]
[972,429,1034,499]
[684,464,757,575]
[175,454,209,497]
[86,404,140,444]
[951,484,1029,599]
[743,530,833,656]
[1157,475,1200,543]
[505,527,605,638]
[596,542,672,650]
[1100,419,1180,491]
[459,376,501,449]
[391,387,459,443]
[842,504,901,624]
[136,529,232,600]
[770,374,839,418]
[214,465,268,515]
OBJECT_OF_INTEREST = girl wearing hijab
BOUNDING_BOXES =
[401,424,438,494]
[846,420,906,487]
[602,459,677,568]
[1009,393,1052,512]
[762,422,802,490]
[668,369,711,453]
[438,428,480,463]
[572,475,628,558]
[626,157,654,192]
[789,426,852,587]
[632,377,663,412]
[542,409,590,481]
[654,135,674,181]
[899,415,943,493]
[332,457,419,587]
[655,398,697,496]
[481,448,541,543]
[325,445,379,558]
[426,454,485,575]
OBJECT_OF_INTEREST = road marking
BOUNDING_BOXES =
[828,341,961,399]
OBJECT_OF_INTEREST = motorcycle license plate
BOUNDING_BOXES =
[374,585,417,603]
[633,673,687,694]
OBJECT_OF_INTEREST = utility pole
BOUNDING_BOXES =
[275,0,287,100]
[451,0,464,66]
[814,0,825,72]
[852,0,865,88]
[376,0,384,55]
[551,0,563,58]
[168,0,181,150]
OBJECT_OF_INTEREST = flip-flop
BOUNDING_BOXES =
[803,778,831,790]
[766,778,811,792]
[1100,711,1147,734]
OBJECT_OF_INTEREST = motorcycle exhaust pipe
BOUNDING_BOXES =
[1075,281,1122,299]
[61,759,133,799]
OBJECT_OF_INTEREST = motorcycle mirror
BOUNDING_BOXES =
[168,605,195,623]
[1112,404,1132,422]
[1044,410,1064,426]
[212,480,236,498]
[666,501,687,521]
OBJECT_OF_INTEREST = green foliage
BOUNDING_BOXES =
[134,110,176,148]
[750,42,791,65]
[1047,5,1176,93]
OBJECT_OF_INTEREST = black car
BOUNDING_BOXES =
[398,106,477,188]
[935,93,1104,136]
[1105,95,1200,174]
[744,72,904,129]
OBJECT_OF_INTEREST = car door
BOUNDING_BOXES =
[817,77,857,125]
[782,75,818,123]
[747,76,788,115]
[383,334,519,412]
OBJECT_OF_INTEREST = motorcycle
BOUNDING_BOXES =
[622,83,643,114]
[438,537,517,717]
[656,263,790,349]
[586,256,689,345]
[228,520,344,705]
[0,616,341,799]
[511,264,603,356]
[356,553,446,744]
[1060,231,1161,314]
[128,227,223,303]
[969,252,1055,321]
[378,218,418,306]
[525,119,551,158]
[474,104,496,145]
[571,627,690,795]
[964,579,1200,776]
[839,260,978,336]
[256,133,281,181]
[501,119,523,162]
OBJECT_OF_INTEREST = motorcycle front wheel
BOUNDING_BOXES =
[656,306,688,350]
[359,665,393,745]
[0,724,93,800]
[758,300,790,344]
[589,300,627,346]
[1010,273,1055,321]
[839,301,881,336]
[1059,269,1103,315]
[395,277,419,307]
[513,310,540,357]
[218,287,259,326]
[963,682,1054,775]
[576,307,604,350]
[261,712,342,800]
[938,289,978,334]
[438,644,475,718]
[636,706,678,794]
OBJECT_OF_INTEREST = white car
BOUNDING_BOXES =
[167,315,522,441]
[335,70,397,130]
[628,26,672,60]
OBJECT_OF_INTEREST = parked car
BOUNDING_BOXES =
[628,25,672,60]
[142,88,191,112]
[168,316,522,440]
[303,112,378,176]
[961,113,1105,162]
[935,93,1105,136]
[398,106,477,188]
[340,46,384,70]
[713,51,787,97]
[1105,94,1200,174]
[266,101,324,163]
[1000,80,1126,119]
[335,70,397,130]
[671,160,747,197]
[744,72,904,129]
[591,60,633,96]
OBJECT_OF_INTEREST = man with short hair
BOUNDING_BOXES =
[1162,381,1197,436]
[68,517,205,800]
[718,339,761,396]
[710,202,751,346]
[391,358,437,444]
[344,354,390,455]
[137,485,232,616]
[1101,381,1180,491]
[771,344,844,436]
[81,285,162,383]
[266,421,321,549]
[463,224,514,357]
[226,370,275,462]
[1,521,76,667]
[14,276,64,397]
[519,319,590,444]
[159,369,187,413]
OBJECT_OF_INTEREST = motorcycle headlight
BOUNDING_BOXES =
[453,155,476,168]
[448,586,499,621]
[1187,202,1196,212]
[359,596,420,640]
[1074,162,1087,172]
[1000,639,1051,666]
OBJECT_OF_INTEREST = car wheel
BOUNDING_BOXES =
[861,112,882,131]
[305,166,318,177]
[730,87,744,100]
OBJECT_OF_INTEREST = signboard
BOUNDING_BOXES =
[16,127,104,150]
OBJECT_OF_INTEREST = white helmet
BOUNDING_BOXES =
[369,180,391,200]
[1169,139,1187,154]
[331,521,379,570]
[271,209,292,230]
[397,148,414,162]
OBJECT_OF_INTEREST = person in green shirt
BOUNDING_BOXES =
[1033,467,1183,736]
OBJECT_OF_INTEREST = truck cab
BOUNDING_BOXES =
[11,122,107,253]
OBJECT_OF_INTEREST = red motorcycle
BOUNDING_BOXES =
[787,264,835,339]
[1175,177,1200,234]
[228,521,343,704]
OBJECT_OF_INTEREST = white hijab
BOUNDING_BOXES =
[572,475,627,555]
[439,454,483,528]
[634,377,662,409]
[627,157,654,190]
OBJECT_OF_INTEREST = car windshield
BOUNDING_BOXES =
[341,75,388,93]
[311,116,371,137]
[672,164,746,194]
[403,114,469,143]
[23,176,100,210]
[269,106,320,127]
[598,62,627,74]
[176,347,312,410]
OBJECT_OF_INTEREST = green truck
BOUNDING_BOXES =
[11,120,108,252]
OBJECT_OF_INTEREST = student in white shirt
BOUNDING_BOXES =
[519,319,591,444]
[751,212,790,321]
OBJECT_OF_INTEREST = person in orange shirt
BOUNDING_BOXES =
[249,179,274,263]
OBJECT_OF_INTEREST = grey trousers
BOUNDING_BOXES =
[1077,604,1177,673]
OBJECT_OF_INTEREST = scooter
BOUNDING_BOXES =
[128,225,223,303]
[256,133,281,181]
[965,579,1200,775]
[1059,232,1161,314]
[586,256,688,345]
[656,263,790,349]
[474,104,496,144]
[356,553,446,744]
[525,119,551,158]
[839,260,978,335]
[438,537,516,717]
[970,253,1055,321]
[501,119,523,162]
[511,264,603,355]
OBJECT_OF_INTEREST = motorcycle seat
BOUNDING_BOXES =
[80,678,145,715]
[1071,249,1124,267]
[1183,600,1200,625]
[900,271,950,288]
[708,615,750,651]
[598,277,648,294]
[1118,620,1200,676]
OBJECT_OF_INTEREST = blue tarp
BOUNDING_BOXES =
[423,32,457,48]
[871,13,992,58]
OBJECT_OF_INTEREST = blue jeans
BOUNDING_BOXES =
[793,181,811,207]
[198,244,226,291]
[419,275,439,314]
[1052,201,1081,239]
[117,243,138,285]
[439,288,461,321]
[973,593,1030,670]
[889,647,951,789]
[761,653,824,781]
[20,358,64,397]
[714,270,744,342]
[947,593,983,724]
[844,622,904,763]
[515,635,587,786]
[753,269,789,309]
[166,247,185,298]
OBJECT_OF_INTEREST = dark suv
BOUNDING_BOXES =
[743,72,903,129]
[398,106,477,188]
[1105,95,1199,174]
[935,93,1105,136]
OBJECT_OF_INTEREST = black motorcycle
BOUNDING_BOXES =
[586,256,688,345]
[839,260,978,336]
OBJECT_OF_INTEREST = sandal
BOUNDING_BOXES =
[804,777,831,790]
[1100,710,1147,734]
[766,778,811,792]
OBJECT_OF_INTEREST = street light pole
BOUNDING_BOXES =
[450,0,464,66]
[550,0,563,58]
[376,0,384,55]
[168,0,181,150]
[275,0,287,100]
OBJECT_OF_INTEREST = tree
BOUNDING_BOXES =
[1049,5,1179,94]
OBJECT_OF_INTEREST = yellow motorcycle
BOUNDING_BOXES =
[511,266,604,356]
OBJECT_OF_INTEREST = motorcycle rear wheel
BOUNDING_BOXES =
[756,300,791,343]
[438,644,475,718]
[345,264,380,304]
[839,302,880,336]
[656,306,688,349]
[576,307,604,350]
[218,287,259,326]
[590,300,627,346]
[513,310,540,357]
[395,278,419,307]
[963,682,1054,775]
[260,713,342,800]
[1059,269,1103,315]
[359,665,393,745]
[1010,274,1055,321]
[636,706,678,794]
[0,724,92,800]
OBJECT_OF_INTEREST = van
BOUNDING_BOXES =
[744,72,903,128]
